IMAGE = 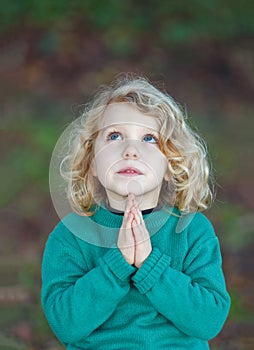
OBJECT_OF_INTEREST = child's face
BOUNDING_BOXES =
[92,102,169,210]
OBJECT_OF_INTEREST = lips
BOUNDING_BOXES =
[117,167,143,176]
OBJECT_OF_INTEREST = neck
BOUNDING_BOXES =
[105,190,160,212]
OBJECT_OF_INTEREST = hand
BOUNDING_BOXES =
[117,194,135,265]
[117,194,152,268]
[131,200,152,268]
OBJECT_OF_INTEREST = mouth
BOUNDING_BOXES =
[117,167,143,176]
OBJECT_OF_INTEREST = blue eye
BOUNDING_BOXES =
[143,134,158,143]
[107,132,122,141]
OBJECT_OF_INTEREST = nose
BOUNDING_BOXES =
[123,141,140,159]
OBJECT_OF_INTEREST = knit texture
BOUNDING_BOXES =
[41,206,230,349]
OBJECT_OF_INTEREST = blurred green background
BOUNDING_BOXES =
[0,1,253,349]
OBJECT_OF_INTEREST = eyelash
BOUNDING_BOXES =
[144,133,159,143]
[106,130,122,141]
[106,131,159,143]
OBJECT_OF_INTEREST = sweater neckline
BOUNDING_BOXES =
[104,203,162,216]
[91,204,177,231]
[62,205,181,248]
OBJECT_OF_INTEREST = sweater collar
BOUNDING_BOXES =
[62,205,180,248]
[91,204,176,232]
[104,202,162,216]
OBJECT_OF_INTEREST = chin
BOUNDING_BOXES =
[108,182,143,197]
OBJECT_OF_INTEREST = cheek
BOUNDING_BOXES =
[93,152,118,180]
[157,161,168,180]
[95,141,120,159]
[147,150,168,179]
[94,142,116,170]
[145,146,167,166]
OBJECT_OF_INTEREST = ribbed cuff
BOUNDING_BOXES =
[101,249,137,283]
[132,248,171,294]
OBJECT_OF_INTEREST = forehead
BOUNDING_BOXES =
[99,102,160,131]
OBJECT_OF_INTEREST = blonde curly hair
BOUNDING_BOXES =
[60,75,214,215]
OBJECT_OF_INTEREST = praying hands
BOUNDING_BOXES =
[117,193,152,268]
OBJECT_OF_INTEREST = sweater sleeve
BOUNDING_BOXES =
[132,218,231,341]
[41,226,136,346]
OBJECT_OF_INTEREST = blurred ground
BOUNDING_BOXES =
[0,3,254,349]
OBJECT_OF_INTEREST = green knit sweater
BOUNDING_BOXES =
[41,206,230,349]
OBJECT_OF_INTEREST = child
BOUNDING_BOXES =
[41,76,230,349]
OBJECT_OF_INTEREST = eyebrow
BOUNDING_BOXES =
[100,124,160,135]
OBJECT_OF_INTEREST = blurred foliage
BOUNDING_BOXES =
[1,0,254,55]
[229,290,253,322]
[0,121,60,209]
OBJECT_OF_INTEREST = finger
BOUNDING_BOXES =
[132,217,150,243]
[133,198,139,209]
[128,192,135,201]
[136,206,144,224]
[125,196,133,212]
[127,193,135,210]
[122,196,133,226]
[132,205,144,228]
[132,199,143,219]
[132,223,144,243]
[131,207,141,226]
[120,214,133,237]
[126,212,134,229]
[118,215,134,248]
